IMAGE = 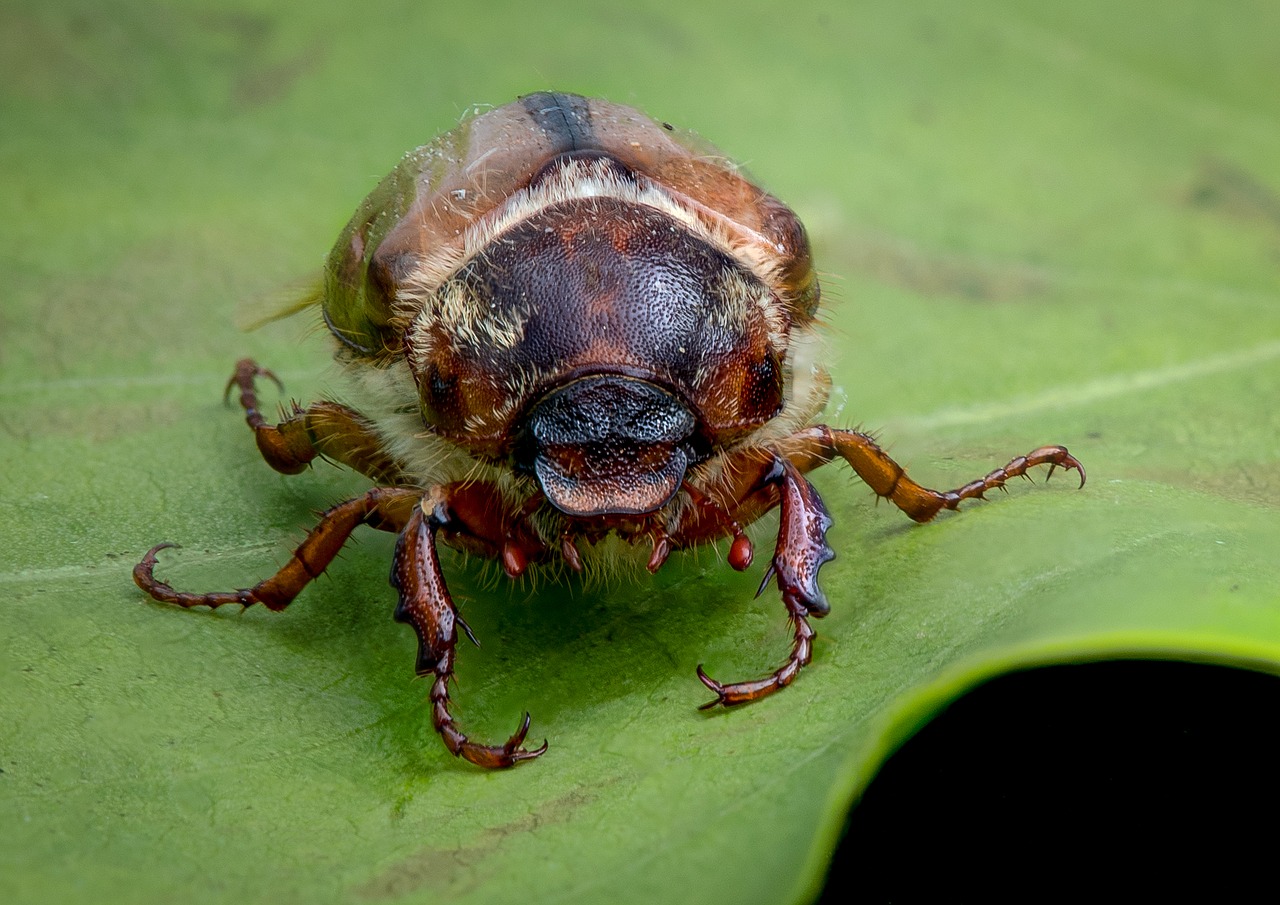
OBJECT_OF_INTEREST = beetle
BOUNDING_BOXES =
[134,92,1084,768]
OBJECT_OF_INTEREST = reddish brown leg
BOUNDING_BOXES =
[134,486,421,611]
[697,457,834,708]
[226,358,407,485]
[678,429,1083,709]
[421,481,548,579]
[788,426,1086,523]
[677,428,1085,543]
[392,490,547,768]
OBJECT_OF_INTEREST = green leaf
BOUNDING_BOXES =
[3,2,1278,903]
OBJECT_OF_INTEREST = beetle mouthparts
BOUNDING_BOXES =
[524,374,697,518]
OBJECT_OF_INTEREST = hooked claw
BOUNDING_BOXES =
[455,711,548,769]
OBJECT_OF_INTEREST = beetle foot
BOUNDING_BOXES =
[1035,445,1087,488]
[139,489,415,614]
[938,444,1086,513]
[698,456,831,709]
[223,357,284,406]
[134,542,256,609]
[433,677,547,768]
[696,610,816,709]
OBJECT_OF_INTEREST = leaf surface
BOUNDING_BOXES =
[3,2,1279,903]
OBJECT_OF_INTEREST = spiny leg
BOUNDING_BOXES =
[698,457,834,708]
[391,489,546,769]
[134,486,421,611]
[786,426,1085,523]
[226,358,407,485]
[674,429,1084,547]
[676,429,1083,708]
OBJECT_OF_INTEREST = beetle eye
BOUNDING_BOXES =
[420,363,461,420]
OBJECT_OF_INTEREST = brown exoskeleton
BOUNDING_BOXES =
[135,92,1084,768]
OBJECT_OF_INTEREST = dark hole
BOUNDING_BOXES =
[818,661,1280,903]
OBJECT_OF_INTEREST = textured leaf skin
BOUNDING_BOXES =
[3,2,1279,904]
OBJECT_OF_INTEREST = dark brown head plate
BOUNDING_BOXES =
[408,191,785,457]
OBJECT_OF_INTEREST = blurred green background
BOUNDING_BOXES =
[3,1,1279,903]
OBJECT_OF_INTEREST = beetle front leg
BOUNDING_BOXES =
[391,490,547,769]
[697,457,834,708]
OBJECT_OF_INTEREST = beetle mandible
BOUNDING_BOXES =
[135,92,1084,768]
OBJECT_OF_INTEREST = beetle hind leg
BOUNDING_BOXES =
[811,427,1085,523]
[392,490,546,768]
[697,457,833,708]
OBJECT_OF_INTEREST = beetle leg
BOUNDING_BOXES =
[785,426,1086,523]
[412,481,548,579]
[392,491,547,768]
[676,430,1081,708]
[134,486,421,611]
[225,358,407,485]
[677,428,1084,542]
[697,457,833,708]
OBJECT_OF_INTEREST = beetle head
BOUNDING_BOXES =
[398,152,807,525]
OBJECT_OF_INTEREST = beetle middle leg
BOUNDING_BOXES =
[393,488,547,768]
[226,357,407,485]
[134,485,421,611]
